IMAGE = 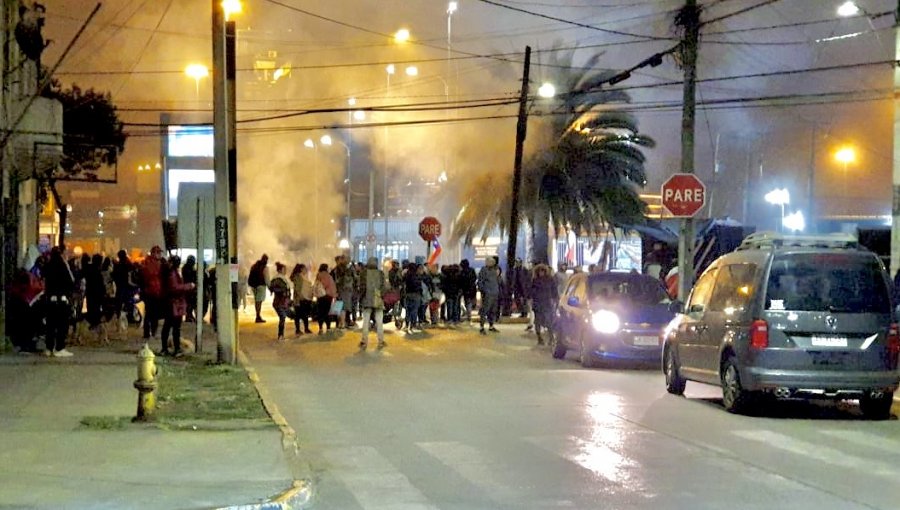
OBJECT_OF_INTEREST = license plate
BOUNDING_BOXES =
[810,336,848,347]
[633,336,659,346]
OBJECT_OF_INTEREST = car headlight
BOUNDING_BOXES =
[591,310,620,334]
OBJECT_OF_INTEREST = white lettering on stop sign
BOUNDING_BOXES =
[661,174,707,217]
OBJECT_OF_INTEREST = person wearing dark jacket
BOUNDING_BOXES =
[182,255,198,322]
[459,259,477,323]
[112,250,135,327]
[84,254,105,330]
[441,264,461,325]
[530,264,559,345]
[139,245,166,339]
[403,263,423,332]
[160,255,195,357]
[43,246,75,357]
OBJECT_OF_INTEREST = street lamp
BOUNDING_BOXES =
[783,211,806,232]
[764,188,790,233]
[304,139,320,255]
[222,0,242,20]
[184,63,208,99]
[538,82,556,99]
[836,1,860,17]
[835,146,856,172]
[394,28,410,44]
[405,65,419,77]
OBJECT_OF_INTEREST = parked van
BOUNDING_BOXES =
[662,232,899,418]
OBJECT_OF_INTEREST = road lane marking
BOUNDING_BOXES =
[732,430,900,478]
[473,347,506,358]
[417,441,516,502]
[819,429,900,453]
[322,446,438,510]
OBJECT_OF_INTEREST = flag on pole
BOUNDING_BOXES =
[427,237,442,266]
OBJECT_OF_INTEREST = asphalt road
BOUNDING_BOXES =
[241,315,900,510]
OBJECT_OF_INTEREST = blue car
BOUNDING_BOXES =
[551,272,677,367]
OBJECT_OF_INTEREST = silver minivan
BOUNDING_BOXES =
[662,232,900,418]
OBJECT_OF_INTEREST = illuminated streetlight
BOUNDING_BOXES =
[783,211,806,232]
[405,65,418,77]
[348,97,357,106]
[836,1,860,17]
[386,64,396,75]
[353,110,366,121]
[184,63,208,98]
[338,238,351,250]
[320,134,333,146]
[765,188,790,233]
[448,1,458,14]
[538,82,556,98]
[394,28,411,44]
[835,146,856,165]
[222,0,242,20]
[304,138,315,149]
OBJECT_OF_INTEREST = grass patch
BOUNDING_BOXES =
[155,355,270,423]
[80,416,130,430]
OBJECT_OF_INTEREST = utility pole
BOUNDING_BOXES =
[891,0,900,275]
[225,18,239,359]
[212,0,234,364]
[677,0,700,301]
[506,46,531,278]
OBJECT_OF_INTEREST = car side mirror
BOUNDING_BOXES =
[669,301,684,314]
[689,303,705,314]
[567,296,580,307]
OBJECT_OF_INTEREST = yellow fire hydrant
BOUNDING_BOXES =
[133,343,158,422]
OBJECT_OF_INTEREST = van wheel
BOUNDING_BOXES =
[721,356,754,414]
[860,391,894,420]
[664,347,686,396]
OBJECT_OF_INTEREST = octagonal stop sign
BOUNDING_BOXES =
[661,173,707,218]
[418,216,442,242]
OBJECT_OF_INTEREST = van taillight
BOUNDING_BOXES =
[888,324,900,356]
[750,320,769,349]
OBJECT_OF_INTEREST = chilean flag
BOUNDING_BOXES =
[427,237,442,266]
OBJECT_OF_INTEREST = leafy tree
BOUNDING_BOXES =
[39,80,126,246]
[453,49,654,265]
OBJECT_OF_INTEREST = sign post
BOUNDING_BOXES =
[661,173,706,301]
[661,173,707,218]
[419,216,442,262]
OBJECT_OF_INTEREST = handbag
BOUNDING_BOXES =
[313,280,326,298]
[329,299,344,316]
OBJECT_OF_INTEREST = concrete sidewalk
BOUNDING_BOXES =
[0,332,305,510]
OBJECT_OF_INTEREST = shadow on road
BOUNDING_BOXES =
[688,396,897,421]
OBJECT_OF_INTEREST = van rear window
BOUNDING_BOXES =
[765,254,890,313]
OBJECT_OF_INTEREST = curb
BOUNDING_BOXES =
[214,350,313,510]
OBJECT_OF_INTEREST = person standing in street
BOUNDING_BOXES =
[43,246,75,357]
[269,262,292,342]
[290,264,313,335]
[358,257,387,350]
[139,245,166,340]
[460,259,477,324]
[314,263,337,334]
[332,255,357,329]
[530,264,559,346]
[182,255,198,322]
[478,257,501,334]
[160,255,195,357]
[112,250,135,331]
[403,262,423,332]
[248,254,270,323]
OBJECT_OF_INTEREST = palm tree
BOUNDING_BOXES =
[452,49,654,265]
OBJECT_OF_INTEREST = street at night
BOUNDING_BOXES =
[241,316,900,510]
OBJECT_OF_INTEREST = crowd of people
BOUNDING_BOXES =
[247,253,568,349]
[7,244,208,358]
[7,242,583,358]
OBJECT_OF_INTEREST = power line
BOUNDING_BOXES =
[474,0,678,40]
[700,0,783,27]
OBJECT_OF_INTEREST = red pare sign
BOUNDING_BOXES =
[418,217,442,242]
[661,173,707,218]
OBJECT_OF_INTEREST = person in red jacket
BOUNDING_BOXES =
[160,255,195,357]
[139,245,166,340]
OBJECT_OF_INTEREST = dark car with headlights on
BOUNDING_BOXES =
[662,232,899,419]
[551,271,677,367]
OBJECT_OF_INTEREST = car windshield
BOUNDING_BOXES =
[765,253,891,314]
[588,274,669,306]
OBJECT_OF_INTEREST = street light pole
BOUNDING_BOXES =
[893,1,900,275]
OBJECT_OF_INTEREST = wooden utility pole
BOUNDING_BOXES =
[506,46,531,277]
[677,0,700,301]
